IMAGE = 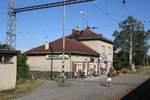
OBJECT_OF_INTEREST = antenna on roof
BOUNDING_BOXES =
[74,26,79,30]
[123,0,126,5]
[87,26,98,29]
[80,11,88,16]
[80,11,89,28]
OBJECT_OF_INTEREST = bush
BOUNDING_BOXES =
[113,60,124,70]
[93,71,97,77]
[17,54,30,80]
[122,68,128,74]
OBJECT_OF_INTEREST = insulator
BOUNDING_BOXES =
[123,0,126,4]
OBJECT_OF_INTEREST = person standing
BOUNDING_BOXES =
[106,62,116,86]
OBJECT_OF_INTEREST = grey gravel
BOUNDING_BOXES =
[15,69,150,100]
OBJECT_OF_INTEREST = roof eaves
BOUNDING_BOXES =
[25,51,99,56]
[0,49,20,54]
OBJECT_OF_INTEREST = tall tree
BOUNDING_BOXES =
[113,16,150,69]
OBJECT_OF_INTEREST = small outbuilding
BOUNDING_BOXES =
[0,49,19,91]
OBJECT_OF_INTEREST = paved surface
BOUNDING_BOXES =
[16,68,150,100]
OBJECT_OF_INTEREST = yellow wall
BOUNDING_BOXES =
[81,40,113,62]
[27,55,99,73]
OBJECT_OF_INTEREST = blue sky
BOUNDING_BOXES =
[0,0,150,52]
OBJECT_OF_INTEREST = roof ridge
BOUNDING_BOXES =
[24,37,99,55]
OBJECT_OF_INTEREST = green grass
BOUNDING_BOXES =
[127,69,138,74]
[0,79,44,100]
[137,66,150,73]
[118,66,150,75]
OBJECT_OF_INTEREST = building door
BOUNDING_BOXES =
[72,62,76,73]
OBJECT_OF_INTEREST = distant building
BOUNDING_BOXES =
[24,28,113,78]
[0,49,19,91]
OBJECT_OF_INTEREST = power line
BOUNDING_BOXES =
[89,2,120,24]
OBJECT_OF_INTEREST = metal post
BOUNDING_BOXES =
[69,53,72,79]
[51,49,53,80]
[62,0,66,82]
[6,0,16,50]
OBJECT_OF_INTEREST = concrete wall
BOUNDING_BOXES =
[81,40,113,62]
[0,56,16,91]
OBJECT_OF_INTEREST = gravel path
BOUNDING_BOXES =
[16,68,150,100]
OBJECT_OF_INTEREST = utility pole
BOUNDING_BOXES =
[62,0,66,83]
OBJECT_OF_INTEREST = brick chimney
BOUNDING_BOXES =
[72,26,81,39]
[72,26,79,34]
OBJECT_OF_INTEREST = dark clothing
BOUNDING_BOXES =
[107,66,114,78]
[107,72,112,78]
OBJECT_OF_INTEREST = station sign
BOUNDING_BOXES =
[46,54,69,60]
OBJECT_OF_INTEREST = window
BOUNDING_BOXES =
[102,45,105,54]
[108,47,111,55]
[90,57,94,62]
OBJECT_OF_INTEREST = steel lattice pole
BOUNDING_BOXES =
[6,0,16,50]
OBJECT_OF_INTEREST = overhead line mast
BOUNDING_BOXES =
[7,0,16,50]
[14,0,94,13]
[7,0,94,50]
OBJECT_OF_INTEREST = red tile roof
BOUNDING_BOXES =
[68,28,113,44]
[24,38,99,56]
[79,28,98,38]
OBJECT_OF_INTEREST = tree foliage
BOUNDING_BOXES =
[0,43,6,49]
[113,16,150,69]
[0,43,11,49]
[17,54,30,79]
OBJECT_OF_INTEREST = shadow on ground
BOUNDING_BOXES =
[121,78,150,100]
